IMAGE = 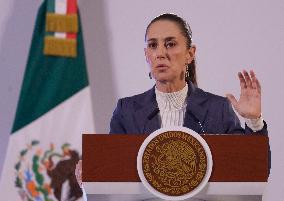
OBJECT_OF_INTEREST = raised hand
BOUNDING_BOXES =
[226,70,261,119]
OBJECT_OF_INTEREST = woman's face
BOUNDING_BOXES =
[145,20,195,84]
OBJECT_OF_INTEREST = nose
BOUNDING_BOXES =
[155,45,166,60]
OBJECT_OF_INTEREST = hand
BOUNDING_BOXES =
[226,70,261,119]
[75,160,83,188]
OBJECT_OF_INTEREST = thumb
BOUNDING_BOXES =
[226,94,238,110]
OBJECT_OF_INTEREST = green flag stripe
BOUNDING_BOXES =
[45,32,54,36]
[46,0,55,13]
[46,0,54,37]
[11,0,88,133]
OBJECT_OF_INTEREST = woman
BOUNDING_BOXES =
[75,13,267,194]
[109,13,267,135]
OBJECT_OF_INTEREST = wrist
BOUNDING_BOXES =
[245,114,264,132]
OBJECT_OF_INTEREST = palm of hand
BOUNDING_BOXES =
[226,70,261,119]
[236,86,261,118]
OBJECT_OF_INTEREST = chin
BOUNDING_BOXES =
[153,70,175,81]
[154,75,173,83]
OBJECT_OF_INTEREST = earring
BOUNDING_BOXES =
[149,72,152,79]
[185,64,190,80]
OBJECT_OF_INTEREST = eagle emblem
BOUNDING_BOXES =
[15,140,82,201]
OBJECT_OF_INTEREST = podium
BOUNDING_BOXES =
[82,134,269,201]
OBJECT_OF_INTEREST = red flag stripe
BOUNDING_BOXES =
[67,0,77,14]
[67,33,76,39]
[67,0,77,39]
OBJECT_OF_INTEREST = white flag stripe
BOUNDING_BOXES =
[0,86,94,200]
[55,0,67,39]
[55,32,67,38]
[55,0,67,14]
[12,86,94,140]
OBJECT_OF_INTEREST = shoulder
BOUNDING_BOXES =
[192,86,228,105]
[112,87,155,122]
[119,87,155,106]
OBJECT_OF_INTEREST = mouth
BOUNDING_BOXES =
[156,64,169,69]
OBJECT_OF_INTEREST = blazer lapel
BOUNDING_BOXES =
[133,83,209,135]
[134,87,160,134]
[184,82,209,134]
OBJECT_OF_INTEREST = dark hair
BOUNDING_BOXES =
[145,13,197,86]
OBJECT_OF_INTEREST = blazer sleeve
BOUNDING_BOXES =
[222,98,245,134]
[222,98,268,134]
[244,121,268,135]
[109,99,127,134]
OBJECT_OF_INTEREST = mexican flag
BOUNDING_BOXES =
[0,0,94,201]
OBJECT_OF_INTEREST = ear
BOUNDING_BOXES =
[186,45,196,63]
[144,47,149,63]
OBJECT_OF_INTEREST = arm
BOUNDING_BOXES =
[222,98,244,134]
[244,119,268,134]
[222,98,268,134]
[226,70,268,134]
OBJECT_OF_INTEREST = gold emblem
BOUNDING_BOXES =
[142,131,207,196]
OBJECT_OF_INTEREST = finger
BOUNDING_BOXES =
[250,70,257,89]
[250,70,261,94]
[238,72,247,89]
[243,70,252,88]
[255,77,261,94]
[226,94,238,110]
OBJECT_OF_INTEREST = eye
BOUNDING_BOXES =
[165,41,176,48]
[147,42,157,49]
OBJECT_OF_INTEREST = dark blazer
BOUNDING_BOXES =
[110,82,267,135]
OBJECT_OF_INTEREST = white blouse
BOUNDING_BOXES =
[155,84,264,131]
[155,84,188,128]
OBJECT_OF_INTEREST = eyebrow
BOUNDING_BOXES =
[147,36,177,43]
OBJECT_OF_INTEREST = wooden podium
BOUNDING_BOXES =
[82,134,269,201]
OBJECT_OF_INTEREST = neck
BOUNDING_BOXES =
[156,80,186,93]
